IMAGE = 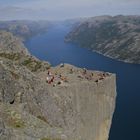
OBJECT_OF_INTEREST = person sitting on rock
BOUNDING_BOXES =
[46,76,50,83]
[60,63,64,67]
[83,68,87,74]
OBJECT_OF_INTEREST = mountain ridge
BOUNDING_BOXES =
[65,15,140,64]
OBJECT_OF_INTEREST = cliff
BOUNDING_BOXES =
[65,15,140,64]
[0,30,117,140]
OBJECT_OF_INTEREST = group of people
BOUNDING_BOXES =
[46,70,68,86]
[81,68,94,81]
[81,68,110,83]
[46,71,54,84]
[45,66,110,86]
[95,72,110,83]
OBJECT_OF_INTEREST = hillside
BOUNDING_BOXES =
[65,15,140,64]
[0,20,49,41]
[0,30,117,140]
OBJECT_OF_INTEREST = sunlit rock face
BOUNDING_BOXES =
[0,30,117,140]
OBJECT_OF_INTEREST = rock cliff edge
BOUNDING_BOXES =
[0,31,117,140]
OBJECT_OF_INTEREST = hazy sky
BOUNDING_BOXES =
[0,0,140,20]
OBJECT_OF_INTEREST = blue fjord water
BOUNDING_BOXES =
[25,24,140,140]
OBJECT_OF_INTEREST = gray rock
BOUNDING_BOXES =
[0,30,117,140]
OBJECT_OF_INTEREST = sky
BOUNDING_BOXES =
[0,0,140,20]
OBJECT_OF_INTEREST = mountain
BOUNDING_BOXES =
[65,15,140,64]
[0,28,117,139]
[0,20,50,41]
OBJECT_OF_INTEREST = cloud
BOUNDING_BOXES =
[0,6,46,20]
[15,0,140,8]
[0,0,140,20]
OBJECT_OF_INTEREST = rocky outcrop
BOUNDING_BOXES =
[44,65,116,140]
[65,15,140,64]
[0,30,117,140]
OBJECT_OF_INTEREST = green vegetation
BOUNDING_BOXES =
[37,115,48,123]
[8,111,25,128]
[0,52,50,72]
[0,53,20,60]
[12,119,25,128]
[22,57,42,72]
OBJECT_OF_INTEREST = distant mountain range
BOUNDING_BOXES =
[65,15,140,64]
[0,20,49,41]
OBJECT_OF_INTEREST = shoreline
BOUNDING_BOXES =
[92,49,140,65]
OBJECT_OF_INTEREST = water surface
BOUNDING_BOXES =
[25,24,140,140]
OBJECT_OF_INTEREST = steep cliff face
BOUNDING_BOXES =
[65,15,140,64]
[0,30,117,140]
[44,65,116,140]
